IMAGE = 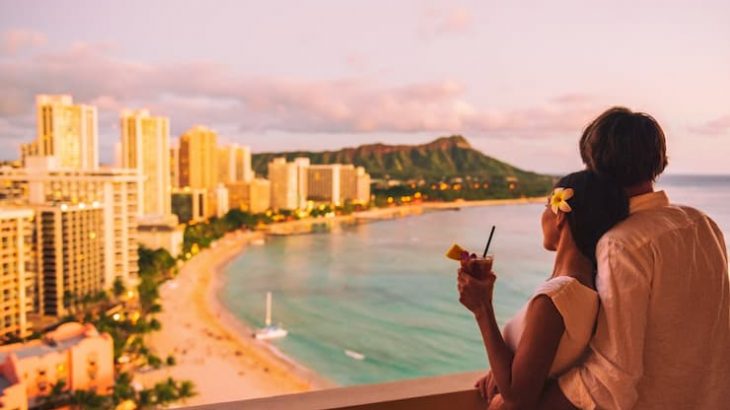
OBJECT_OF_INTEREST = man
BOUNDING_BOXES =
[537,107,730,409]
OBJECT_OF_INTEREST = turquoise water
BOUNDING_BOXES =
[220,175,730,386]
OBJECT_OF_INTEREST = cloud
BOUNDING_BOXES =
[0,43,609,160]
[1,29,47,55]
[422,7,474,37]
[691,114,730,136]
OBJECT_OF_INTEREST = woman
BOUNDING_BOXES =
[457,170,629,409]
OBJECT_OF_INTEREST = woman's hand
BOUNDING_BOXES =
[487,394,505,409]
[475,370,499,404]
[457,263,496,315]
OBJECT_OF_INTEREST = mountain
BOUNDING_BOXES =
[251,135,553,189]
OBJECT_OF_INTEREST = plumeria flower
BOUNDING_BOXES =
[549,187,574,214]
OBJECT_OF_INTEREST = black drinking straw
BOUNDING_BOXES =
[482,226,496,258]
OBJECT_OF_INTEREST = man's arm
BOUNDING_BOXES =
[540,238,653,409]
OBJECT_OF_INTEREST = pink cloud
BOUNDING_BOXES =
[418,7,474,40]
[0,43,609,154]
[1,29,47,55]
[691,114,730,136]
[344,53,368,71]
[422,7,474,36]
[439,7,473,33]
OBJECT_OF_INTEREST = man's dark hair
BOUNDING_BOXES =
[579,107,668,187]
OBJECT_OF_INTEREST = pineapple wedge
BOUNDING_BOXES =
[445,243,468,261]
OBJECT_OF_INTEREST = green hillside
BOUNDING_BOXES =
[251,135,554,197]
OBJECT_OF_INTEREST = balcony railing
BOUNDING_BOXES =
[186,371,485,410]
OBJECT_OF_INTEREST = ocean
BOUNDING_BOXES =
[219,175,730,386]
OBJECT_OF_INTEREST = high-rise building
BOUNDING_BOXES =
[33,95,98,170]
[215,184,229,218]
[294,158,310,209]
[0,157,141,289]
[356,167,371,204]
[120,109,171,218]
[268,157,308,210]
[170,145,180,189]
[0,208,35,339]
[0,322,114,408]
[218,144,253,184]
[268,158,296,211]
[179,126,218,190]
[227,178,271,214]
[19,142,39,167]
[308,164,342,205]
[120,110,183,256]
[340,165,371,204]
[30,203,105,317]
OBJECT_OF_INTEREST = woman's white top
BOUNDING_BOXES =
[502,276,598,378]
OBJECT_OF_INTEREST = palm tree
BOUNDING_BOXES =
[178,380,196,401]
[70,389,110,409]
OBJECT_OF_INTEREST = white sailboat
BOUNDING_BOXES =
[254,291,288,340]
[344,349,366,361]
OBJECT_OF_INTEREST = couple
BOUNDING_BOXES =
[457,107,730,409]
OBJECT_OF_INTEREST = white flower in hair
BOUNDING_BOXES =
[549,187,574,214]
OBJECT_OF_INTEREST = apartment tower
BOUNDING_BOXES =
[24,95,98,170]
[340,165,371,204]
[307,164,342,205]
[32,203,105,317]
[218,144,253,184]
[0,208,35,339]
[268,157,309,210]
[0,157,140,289]
[120,110,171,217]
[178,126,218,190]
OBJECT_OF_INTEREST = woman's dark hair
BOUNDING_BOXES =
[556,170,629,268]
[579,106,668,187]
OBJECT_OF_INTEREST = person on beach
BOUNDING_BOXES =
[461,107,730,409]
[457,169,629,409]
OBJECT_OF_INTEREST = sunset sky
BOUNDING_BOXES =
[1,0,728,174]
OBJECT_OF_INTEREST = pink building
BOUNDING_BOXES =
[0,322,114,409]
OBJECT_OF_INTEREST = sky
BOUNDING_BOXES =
[0,0,729,174]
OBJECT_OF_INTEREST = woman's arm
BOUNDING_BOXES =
[459,271,565,409]
[477,295,564,409]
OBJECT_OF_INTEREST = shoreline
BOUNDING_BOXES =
[143,197,543,406]
[139,231,322,407]
[206,234,336,390]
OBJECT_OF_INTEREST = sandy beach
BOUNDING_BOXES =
[139,230,325,407]
[141,197,543,406]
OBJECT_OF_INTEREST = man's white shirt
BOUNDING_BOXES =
[559,191,730,409]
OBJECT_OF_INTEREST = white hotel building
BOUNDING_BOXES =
[0,157,141,289]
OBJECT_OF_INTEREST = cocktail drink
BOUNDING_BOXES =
[445,244,494,280]
[467,256,493,280]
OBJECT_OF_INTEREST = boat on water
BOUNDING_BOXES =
[344,349,366,361]
[254,292,288,340]
[251,237,265,246]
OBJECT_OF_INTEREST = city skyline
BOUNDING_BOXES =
[1,1,729,175]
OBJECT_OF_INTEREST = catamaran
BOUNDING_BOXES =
[253,291,288,340]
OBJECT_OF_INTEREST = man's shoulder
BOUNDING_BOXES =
[599,202,716,251]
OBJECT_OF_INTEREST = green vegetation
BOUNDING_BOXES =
[29,244,196,409]
[137,246,176,312]
[36,380,111,410]
[38,373,196,409]
[252,135,554,198]
[182,208,271,255]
